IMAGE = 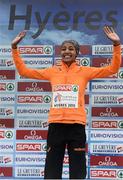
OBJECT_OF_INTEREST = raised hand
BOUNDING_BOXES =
[103,26,120,45]
[11,31,27,49]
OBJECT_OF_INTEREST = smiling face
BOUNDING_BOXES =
[61,42,77,67]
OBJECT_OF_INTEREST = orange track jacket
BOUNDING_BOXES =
[12,45,121,125]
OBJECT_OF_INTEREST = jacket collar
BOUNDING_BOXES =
[59,61,80,72]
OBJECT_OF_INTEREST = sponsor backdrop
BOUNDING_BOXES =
[0,0,123,179]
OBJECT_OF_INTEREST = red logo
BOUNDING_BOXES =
[17,82,51,92]
[90,155,123,166]
[0,167,12,177]
[16,130,48,140]
[92,58,111,67]
[0,119,14,128]
[92,107,123,117]
[0,70,15,80]
[80,45,91,55]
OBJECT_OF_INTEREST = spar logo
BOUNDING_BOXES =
[76,57,90,66]
[6,83,15,91]
[44,46,53,54]
[118,121,123,128]
[16,143,42,152]
[0,83,15,91]
[54,57,90,67]
[80,57,90,66]
[118,70,123,79]
[19,46,43,54]
[18,95,44,103]
[72,85,78,92]
[90,169,116,178]
[19,45,53,55]
[117,170,123,178]
[44,95,51,103]
[0,130,13,139]
[91,121,118,129]
[5,131,13,139]
[17,95,51,103]
[42,143,47,151]
[53,84,73,91]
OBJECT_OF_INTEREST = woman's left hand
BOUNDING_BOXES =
[103,26,120,45]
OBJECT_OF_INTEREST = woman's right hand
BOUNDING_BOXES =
[11,31,27,49]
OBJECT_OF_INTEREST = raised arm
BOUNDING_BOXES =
[11,31,52,80]
[86,26,121,80]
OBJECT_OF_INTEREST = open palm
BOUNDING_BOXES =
[103,26,120,44]
[11,31,27,47]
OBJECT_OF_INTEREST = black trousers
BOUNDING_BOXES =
[44,123,86,179]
